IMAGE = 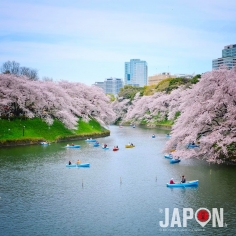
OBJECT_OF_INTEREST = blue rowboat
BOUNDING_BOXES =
[77,163,90,167]
[166,180,199,187]
[166,134,171,138]
[65,145,80,148]
[85,139,96,142]
[93,143,100,147]
[187,144,200,149]
[170,159,181,164]
[152,135,155,138]
[66,163,90,168]
[102,147,109,150]
[164,154,173,159]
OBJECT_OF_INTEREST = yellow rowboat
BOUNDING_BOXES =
[125,145,135,148]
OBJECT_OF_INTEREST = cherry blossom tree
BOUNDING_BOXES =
[0,74,115,129]
[118,89,183,126]
[165,67,236,163]
[112,66,236,163]
[111,98,131,124]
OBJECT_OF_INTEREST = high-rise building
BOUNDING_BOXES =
[212,44,236,70]
[125,59,148,87]
[94,78,123,95]
[104,77,123,95]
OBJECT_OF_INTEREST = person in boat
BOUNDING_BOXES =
[104,144,107,148]
[181,175,186,183]
[116,146,118,148]
[71,143,75,146]
[66,144,69,146]
[77,159,81,164]
[68,160,72,165]
[192,141,195,145]
[170,178,175,184]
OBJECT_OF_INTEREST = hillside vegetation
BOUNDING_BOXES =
[0,118,108,145]
[118,74,201,99]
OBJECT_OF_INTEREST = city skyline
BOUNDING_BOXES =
[0,0,236,85]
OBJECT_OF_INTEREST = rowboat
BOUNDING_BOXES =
[132,125,136,128]
[166,180,199,187]
[65,145,80,148]
[125,145,135,148]
[66,163,90,168]
[85,139,96,142]
[170,159,181,164]
[93,143,100,147]
[102,147,109,150]
[164,154,173,159]
[152,135,155,138]
[187,144,200,149]
[41,142,49,145]
[113,148,119,151]
[166,134,171,138]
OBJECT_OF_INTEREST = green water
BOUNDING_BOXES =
[0,125,235,236]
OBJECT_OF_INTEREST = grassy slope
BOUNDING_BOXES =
[0,118,107,142]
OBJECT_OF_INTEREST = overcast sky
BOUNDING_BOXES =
[0,0,236,85]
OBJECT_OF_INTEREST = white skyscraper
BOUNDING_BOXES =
[125,59,148,87]
[212,44,236,70]
[94,78,123,95]
[104,77,123,95]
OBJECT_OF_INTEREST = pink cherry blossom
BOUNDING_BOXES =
[0,74,115,129]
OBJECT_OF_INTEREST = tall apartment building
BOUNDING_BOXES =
[212,44,236,70]
[94,77,123,95]
[104,77,123,95]
[125,59,148,87]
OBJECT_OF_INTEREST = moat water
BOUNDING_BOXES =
[0,125,235,235]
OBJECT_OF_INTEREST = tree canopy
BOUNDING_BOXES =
[118,85,144,100]
[0,74,115,129]
[1,60,39,80]
[112,68,236,163]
